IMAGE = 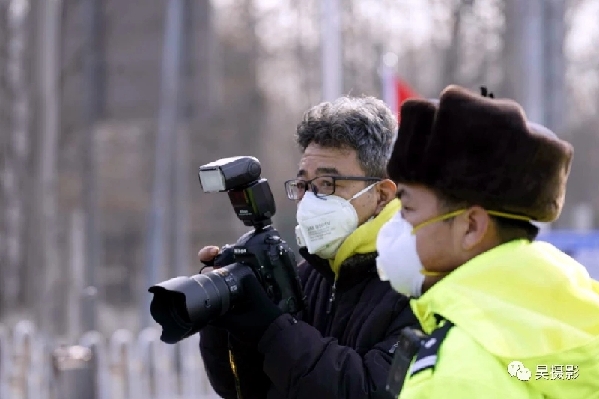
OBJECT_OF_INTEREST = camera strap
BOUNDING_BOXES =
[385,317,454,398]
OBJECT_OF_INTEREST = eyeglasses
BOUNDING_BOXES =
[284,175,381,200]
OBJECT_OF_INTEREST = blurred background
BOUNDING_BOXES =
[0,0,598,398]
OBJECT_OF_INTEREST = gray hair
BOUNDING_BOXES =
[295,96,398,178]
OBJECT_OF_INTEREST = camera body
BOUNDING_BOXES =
[148,156,305,344]
[215,225,302,313]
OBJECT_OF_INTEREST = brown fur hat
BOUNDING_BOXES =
[387,85,574,222]
[387,99,438,185]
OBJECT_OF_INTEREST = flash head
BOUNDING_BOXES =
[198,156,262,193]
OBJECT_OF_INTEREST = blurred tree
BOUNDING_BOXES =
[441,0,467,85]
[4,0,32,313]
[0,0,8,315]
[38,0,62,336]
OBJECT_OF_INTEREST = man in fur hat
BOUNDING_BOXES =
[376,85,599,398]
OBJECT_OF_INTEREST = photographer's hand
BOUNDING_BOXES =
[212,273,283,347]
[199,245,221,268]
[198,245,271,399]
[199,245,283,346]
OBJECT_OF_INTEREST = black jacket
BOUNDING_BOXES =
[199,249,419,399]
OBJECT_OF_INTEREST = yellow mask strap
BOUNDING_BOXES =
[421,269,446,276]
[486,210,532,222]
[412,209,532,277]
[412,209,466,234]
[412,209,532,234]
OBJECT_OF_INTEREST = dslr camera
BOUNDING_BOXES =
[148,156,305,344]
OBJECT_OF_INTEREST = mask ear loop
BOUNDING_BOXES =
[411,209,532,235]
[349,182,378,202]
[486,210,531,222]
[411,209,467,234]
[413,208,532,277]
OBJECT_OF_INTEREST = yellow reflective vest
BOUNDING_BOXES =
[398,239,599,399]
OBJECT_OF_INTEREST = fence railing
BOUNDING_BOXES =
[0,320,220,399]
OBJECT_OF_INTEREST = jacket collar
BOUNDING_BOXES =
[299,247,379,292]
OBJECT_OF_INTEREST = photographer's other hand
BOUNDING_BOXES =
[212,273,283,347]
[198,245,220,268]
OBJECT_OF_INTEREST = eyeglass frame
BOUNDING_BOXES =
[284,175,382,200]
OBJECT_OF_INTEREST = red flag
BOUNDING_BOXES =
[394,78,420,124]
[381,62,420,121]
[380,57,420,123]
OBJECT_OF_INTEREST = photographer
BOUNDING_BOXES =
[198,97,419,399]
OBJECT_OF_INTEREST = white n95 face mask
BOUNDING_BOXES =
[295,184,376,259]
[376,212,425,297]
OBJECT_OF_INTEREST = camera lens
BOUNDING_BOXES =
[148,263,251,344]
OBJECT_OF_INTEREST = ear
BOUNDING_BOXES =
[374,179,397,214]
[459,206,492,251]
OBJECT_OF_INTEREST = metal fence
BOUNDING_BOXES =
[0,320,220,399]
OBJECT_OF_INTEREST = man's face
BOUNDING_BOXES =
[397,183,497,275]
[397,183,469,274]
[295,143,383,225]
